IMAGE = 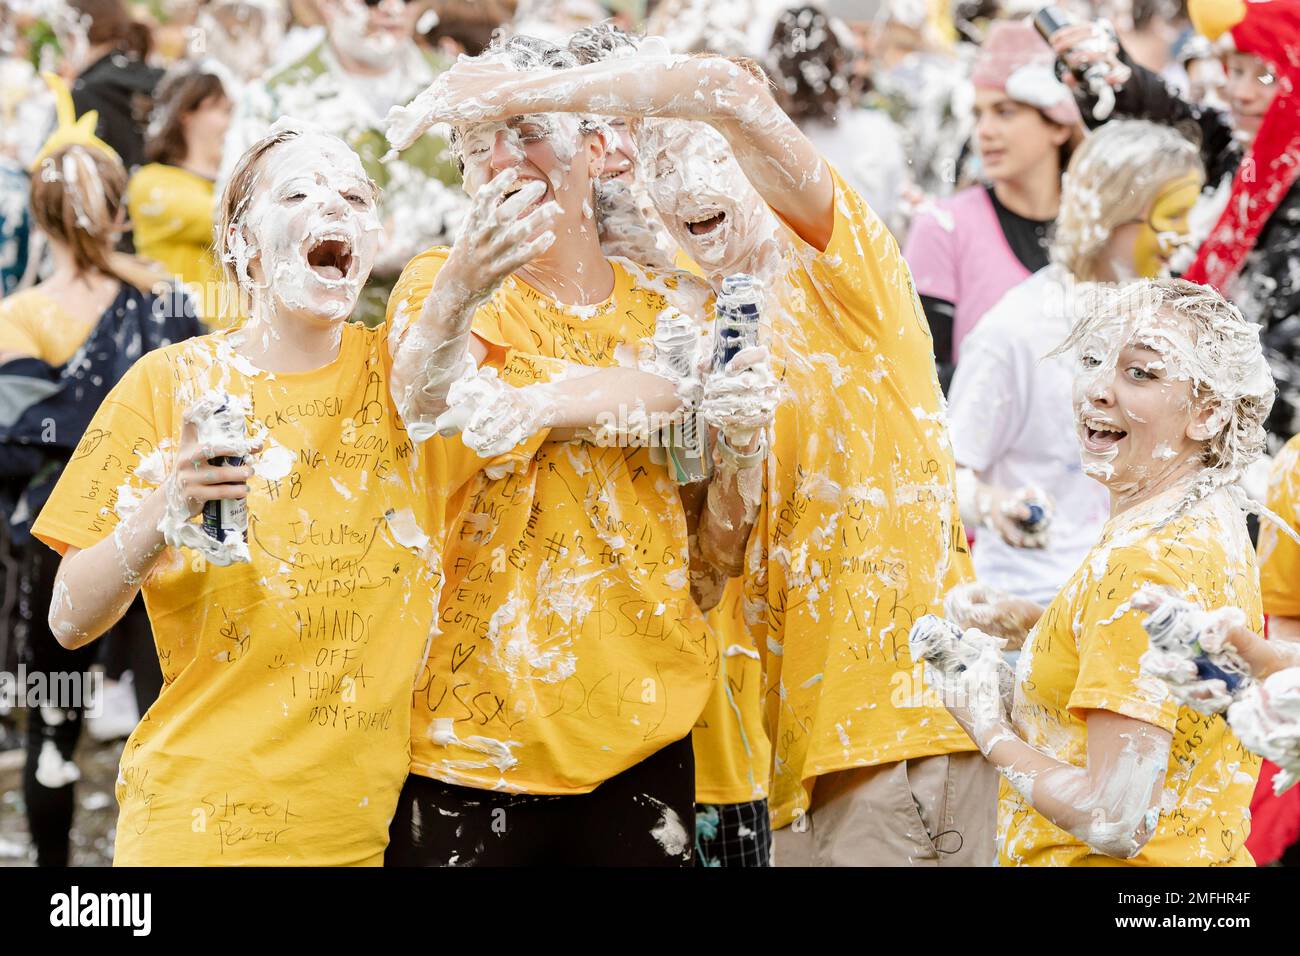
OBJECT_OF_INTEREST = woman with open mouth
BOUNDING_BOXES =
[1049,0,1300,449]
[946,118,1202,627]
[380,33,777,867]
[0,83,202,867]
[26,120,593,866]
[385,22,989,868]
[916,278,1276,866]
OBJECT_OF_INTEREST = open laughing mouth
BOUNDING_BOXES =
[499,178,547,212]
[1081,418,1128,453]
[685,211,726,236]
[306,237,353,282]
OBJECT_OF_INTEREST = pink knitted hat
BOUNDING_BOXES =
[971,20,1082,127]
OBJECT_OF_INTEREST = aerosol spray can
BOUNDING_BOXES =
[652,309,712,483]
[910,614,968,674]
[1015,492,1052,537]
[1021,502,1048,530]
[1143,602,1246,693]
[1033,5,1120,119]
[712,273,763,372]
[198,394,249,545]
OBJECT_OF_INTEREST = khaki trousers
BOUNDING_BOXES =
[773,751,998,866]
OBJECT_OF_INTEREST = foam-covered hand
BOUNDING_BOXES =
[435,366,557,458]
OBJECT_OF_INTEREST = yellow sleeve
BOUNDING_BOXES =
[1260,438,1300,617]
[127,166,215,249]
[1068,548,1186,732]
[31,351,168,555]
[0,298,46,360]
[779,162,921,342]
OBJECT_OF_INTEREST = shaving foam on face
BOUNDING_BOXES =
[639,120,777,278]
[234,127,382,326]
[1062,282,1273,508]
[327,0,400,68]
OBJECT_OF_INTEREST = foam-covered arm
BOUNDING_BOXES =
[436,361,687,459]
[388,54,832,248]
[986,710,1170,858]
[911,614,1167,857]
[48,490,169,649]
[697,430,764,577]
[388,264,486,441]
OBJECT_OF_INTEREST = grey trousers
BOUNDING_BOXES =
[772,750,999,866]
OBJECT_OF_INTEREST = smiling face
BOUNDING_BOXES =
[1072,308,1219,493]
[600,118,637,184]
[457,113,604,244]
[240,134,381,322]
[639,121,769,277]
[321,0,419,69]
[1224,52,1279,144]
[973,89,1070,184]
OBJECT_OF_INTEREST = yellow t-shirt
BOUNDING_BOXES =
[1259,435,1300,618]
[662,239,770,806]
[750,166,974,828]
[127,164,226,326]
[31,322,509,866]
[693,578,770,804]
[1000,488,1262,866]
[389,250,718,794]
[0,289,98,366]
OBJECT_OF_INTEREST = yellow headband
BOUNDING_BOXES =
[30,72,120,172]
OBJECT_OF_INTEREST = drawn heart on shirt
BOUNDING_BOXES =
[450,643,476,674]
[1220,829,1234,853]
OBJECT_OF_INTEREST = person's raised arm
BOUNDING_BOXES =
[387,54,835,250]
[1050,23,1238,185]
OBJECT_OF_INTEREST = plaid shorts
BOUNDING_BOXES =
[694,799,772,867]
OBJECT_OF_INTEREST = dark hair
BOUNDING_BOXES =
[69,0,151,59]
[767,4,848,125]
[423,0,514,57]
[145,68,226,166]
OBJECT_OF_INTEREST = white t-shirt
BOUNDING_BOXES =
[803,108,909,237]
[947,263,1111,605]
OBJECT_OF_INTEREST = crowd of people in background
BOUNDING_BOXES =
[0,0,1297,868]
